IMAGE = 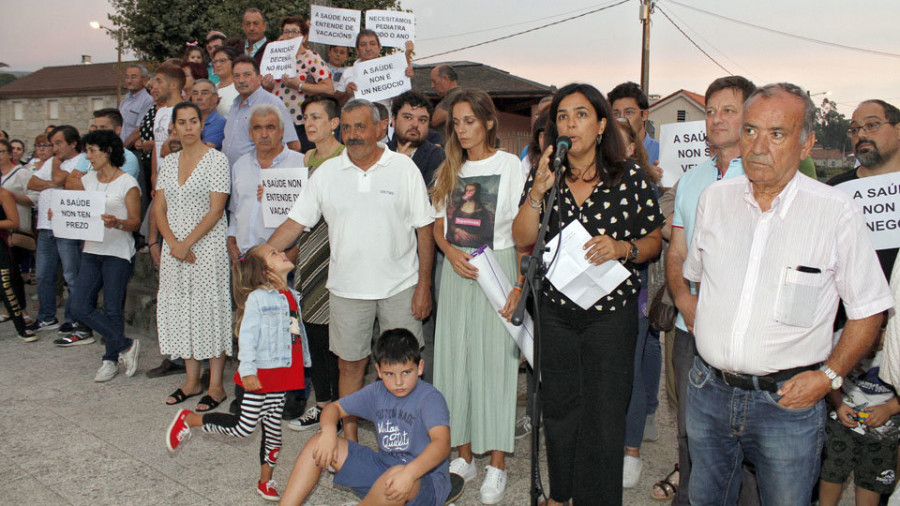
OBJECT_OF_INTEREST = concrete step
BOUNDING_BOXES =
[124,250,157,338]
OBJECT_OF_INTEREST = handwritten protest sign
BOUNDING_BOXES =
[835,171,900,250]
[259,38,303,78]
[309,5,361,47]
[261,167,308,228]
[50,190,105,241]
[657,120,710,187]
[365,10,415,49]
[353,53,411,103]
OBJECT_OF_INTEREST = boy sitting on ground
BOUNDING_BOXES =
[280,328,451,505]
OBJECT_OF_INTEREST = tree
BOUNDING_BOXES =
[0,74,16,88]
[814,98,851,151]
[109,0,402,62]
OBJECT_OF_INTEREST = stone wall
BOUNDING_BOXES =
[0,94,117,147]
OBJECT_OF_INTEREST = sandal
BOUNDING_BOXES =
[651,464,679,501]
[166,388,201,406]
[18,329,37,343]
[196,394,227,413]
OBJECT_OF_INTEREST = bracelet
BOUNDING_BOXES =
[526,191,543,210]
[513,283,523,293]
[149,240,161,248]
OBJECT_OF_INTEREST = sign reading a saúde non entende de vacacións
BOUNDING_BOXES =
[259,38,304,78]
[50,190,105,242]
[835,171,900,251]
[261,167,308,228]
[365,10,415,49]
[309,5,361,47]
[657,120,710,188]
[353,53,411,104]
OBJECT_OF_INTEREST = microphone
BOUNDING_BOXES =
[552,136,572,169]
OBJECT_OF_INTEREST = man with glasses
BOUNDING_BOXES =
[204,32,226,85]
[609,81,664,185]
[118,64,154,149]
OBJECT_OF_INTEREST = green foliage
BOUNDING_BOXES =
[0,73,16,88]
[109,0,403,62]
[814,98,851,151]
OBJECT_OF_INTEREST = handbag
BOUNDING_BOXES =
[9,231,35,251]
[648,281,676,332]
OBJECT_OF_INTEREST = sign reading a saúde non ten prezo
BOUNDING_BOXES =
[261,167,309,228]
[835,171,900,251]
[51,190,105,242]
[353,53,411,104]
[365,10,415,49]
[309,5,361,47]
[259,38,304,78]
[657,120,710,188]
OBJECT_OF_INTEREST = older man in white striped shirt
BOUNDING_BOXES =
[682,83,894,506]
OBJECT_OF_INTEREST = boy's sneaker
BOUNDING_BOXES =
[514,415,533,439]
[256,480,280,501]
[118,339,141,377]
[479,465,507,504]
[57,321,75,334]
[287,406,322,431]
[94,360,118,382]
[449,457,477,482]
[26,318,59,332]
[166,409,191,452]
[53,332,96,347]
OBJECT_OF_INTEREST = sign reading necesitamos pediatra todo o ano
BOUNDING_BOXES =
[261,167,309,228]
[353,53,411,103]
[365,10,415,49]
[657,120,710,188]
[309,5,361,47]
[51,190,105,242]
[835,171,900,251]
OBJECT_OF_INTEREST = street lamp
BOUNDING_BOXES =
[90,20,124,105]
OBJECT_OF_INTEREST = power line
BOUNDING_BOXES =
[663,4,759,79]
[413,0,631,62]
[656,6,732,75]
[668,0,900,60]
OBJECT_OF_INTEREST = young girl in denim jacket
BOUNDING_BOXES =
[166,244,310,502]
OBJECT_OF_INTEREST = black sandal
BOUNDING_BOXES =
[18,329,37,343]
[651,464,679,501]
[166,388,201,405]
[196,394,226,412]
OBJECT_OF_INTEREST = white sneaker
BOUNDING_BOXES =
[448,457,477,482]
[94,360,118,382]
[623,455,643,488]
[479,465,507,504]
[118,339,141,377]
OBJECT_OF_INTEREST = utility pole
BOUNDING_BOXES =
[639,0,654,95]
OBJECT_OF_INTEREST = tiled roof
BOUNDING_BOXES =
[411,61,552,97]
[0,62,126,99]
[649,89,706,111]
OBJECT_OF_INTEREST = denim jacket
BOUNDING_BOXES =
[238,288,311,378]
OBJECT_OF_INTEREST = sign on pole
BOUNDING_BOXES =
[835,172,900,250]
[365,10,415,49]
[50,190,105,241]
[261,167,309,228]
[259,38,304,78]
[353,53,411,103]
[657,120,709,187]
[309,5,361,47]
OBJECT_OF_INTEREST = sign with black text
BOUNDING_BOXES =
[835,172,900,250]
[50,190,105,241]
[657,120,710,187]
[353,53,411,103]
[259,38,303,78]
[261,167,308,228]
[365,10,415,49]
[309,5,361,47]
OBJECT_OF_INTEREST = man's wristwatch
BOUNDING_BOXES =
[820,364,843,390]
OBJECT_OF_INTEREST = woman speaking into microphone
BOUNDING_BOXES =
[512,83,663,505]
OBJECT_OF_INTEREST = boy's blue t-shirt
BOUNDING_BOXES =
[339,380,451,501]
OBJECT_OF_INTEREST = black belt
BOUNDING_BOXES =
[702,358,820,393]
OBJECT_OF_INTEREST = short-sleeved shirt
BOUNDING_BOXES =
[520,161,665,312]
[74,148,141,181]
[339,380,451,503]
[34,155,84,231]
[287,145,434,300]
[81,171,139,261]
[643,133,660,165]
[202,110,227,150]
[222,87,300,166]
[153,106,173,164]
[272,48,332,126]
[119,89,154,142]
[1,165,34,231]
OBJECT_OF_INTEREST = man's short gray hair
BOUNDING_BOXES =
[249,103,283,129]
[343,99,379,124]
[126,64,149,79]
[192,79,217,93]
[746,82,816,143]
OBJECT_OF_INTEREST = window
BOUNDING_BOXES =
[13,102,23,121]
[48,100,59,120]
[91,97,105,111]
[676,110,686,122]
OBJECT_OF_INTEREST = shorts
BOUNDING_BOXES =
[329,285,423,361]
[820,414,900,494]
[334,440,441,506]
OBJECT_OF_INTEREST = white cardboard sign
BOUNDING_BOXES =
[50,190,105,241]
[261,167,308,228]
[365,10,415,49]
[309,5,361,47]
[835,171,900,250]
[657,120,710,187]
[353,53,411,103]
[259,38,303,78]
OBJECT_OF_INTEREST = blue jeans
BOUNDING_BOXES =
[642,328,661,415]
[35,230,82,323]
[69,253,134,362]
[686,356,825,506]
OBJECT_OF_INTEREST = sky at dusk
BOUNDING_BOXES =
[2,0,898,115]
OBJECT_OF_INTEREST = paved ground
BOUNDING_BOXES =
[0,286,855,505]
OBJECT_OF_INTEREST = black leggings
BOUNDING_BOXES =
[305,321,340,403]
[0,239,28,336]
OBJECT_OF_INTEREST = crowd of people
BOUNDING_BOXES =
[2,6,899,506]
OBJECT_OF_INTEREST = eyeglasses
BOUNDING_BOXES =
[847,119,896,137]
[282,28,302,36]
[212,58,230,65]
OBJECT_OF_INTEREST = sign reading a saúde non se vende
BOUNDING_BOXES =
[657,120,710,187]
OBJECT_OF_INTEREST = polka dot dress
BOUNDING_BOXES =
[156,149,233,359]
[273,48,332,126]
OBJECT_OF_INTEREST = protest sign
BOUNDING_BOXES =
[50,190,105,241]
[261,167,308,228]
[309,5,361,47]
[365,10,415,49]
[835,171,900,250]
[353,53,411,103]
[259,38,303,78]
[657,120,710,187]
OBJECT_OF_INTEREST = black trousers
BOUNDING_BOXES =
[540,297,637,505]
[0,239,28,336]
[305,321,340,403]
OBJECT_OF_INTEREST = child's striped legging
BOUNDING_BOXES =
[202,391,286,466]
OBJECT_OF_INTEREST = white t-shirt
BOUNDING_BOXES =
[35,155,83,231]
[436,151,525,251]
[81,171,139,261]
[287,145,434,299]
[154,106,173,163]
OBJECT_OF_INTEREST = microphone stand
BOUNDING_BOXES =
[511,160,566,506]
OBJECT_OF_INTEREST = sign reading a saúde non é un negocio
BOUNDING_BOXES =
[835,171,900,250]
[353,53,411,104]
